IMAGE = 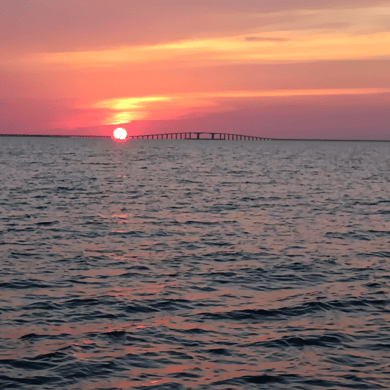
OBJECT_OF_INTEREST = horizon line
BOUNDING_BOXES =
[1,133,389,142]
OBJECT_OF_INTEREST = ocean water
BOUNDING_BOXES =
[1,136,390,390]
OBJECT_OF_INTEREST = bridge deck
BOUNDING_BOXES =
[127,132,270,140]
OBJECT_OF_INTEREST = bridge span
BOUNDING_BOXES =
[126,132,270,141]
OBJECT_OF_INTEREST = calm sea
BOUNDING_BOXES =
[1,137,390,389]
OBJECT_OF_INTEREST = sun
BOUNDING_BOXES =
[113,128,127,140]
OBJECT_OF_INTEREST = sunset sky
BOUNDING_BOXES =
[1,0,390,139]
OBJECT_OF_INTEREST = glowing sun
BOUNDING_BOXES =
[113,128,127,140]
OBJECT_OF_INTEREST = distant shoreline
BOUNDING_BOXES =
[0,134,389,142]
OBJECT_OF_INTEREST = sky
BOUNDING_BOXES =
[1,0,390,139]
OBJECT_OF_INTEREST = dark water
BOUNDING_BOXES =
[1,137,390,389]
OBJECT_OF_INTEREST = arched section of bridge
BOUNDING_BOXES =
[127,132,271,141]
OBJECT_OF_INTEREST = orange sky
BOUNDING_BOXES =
[1,0,390,139]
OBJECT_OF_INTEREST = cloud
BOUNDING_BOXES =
[245,36,290,42]
[15,31,390,70]
[1,0,389,56]
[86,88,390,125]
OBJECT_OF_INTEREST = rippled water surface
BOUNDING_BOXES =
[1,137,390,389]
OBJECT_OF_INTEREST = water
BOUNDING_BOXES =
[1,137,390,389]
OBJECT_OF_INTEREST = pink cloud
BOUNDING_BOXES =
[2,0,389,55]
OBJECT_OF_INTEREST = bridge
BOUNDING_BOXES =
[0,132,272,140]
[126,132,271,141]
